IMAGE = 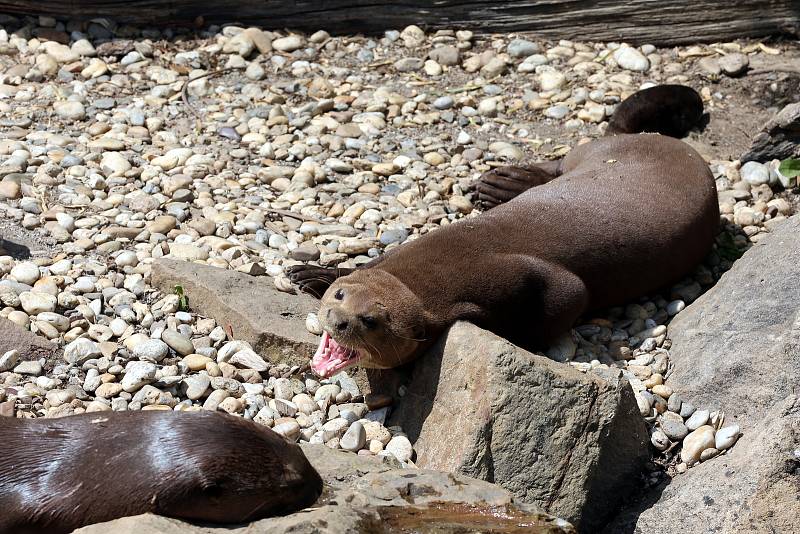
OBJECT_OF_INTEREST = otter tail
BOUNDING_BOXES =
[605,84,704,138]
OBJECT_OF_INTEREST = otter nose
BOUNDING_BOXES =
[326,308,349,332]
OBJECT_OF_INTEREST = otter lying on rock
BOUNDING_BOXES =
[0,411,322,533]
[287,85,718,378]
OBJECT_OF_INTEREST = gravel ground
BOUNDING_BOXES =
[0,17,798,470]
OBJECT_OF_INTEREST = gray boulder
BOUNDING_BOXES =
[388,321,650,532]
[606,214,800,533]
[151,259,318,367]
[741,102,800,162]
[76,444,574,533]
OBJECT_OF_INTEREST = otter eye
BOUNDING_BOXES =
[334,288,344,300]
[360,315,378,329]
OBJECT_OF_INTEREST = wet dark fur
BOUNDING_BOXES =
[606,84,704,138]
[289,85,718,364]
[0,411,322,533]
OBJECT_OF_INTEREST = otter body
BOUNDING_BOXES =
[287,86,719,376]
[0,411,322,533]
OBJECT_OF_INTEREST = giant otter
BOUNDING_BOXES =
[0,411,322,533]
[287,85,718,378]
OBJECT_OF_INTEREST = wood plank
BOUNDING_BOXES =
[0,0,797,45]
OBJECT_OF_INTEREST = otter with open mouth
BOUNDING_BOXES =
[293,85,717,378]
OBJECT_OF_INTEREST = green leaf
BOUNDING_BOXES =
[174,285,189,312]
[778,158,800,179]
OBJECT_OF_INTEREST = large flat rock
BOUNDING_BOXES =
[151,259,318,367]
[389,322,650,532]
[75,444,575,534]
[606,215,800,533]
[0,316,61,362]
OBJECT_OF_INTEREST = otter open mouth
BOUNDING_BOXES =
[311,331,363,378]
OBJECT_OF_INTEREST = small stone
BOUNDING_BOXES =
[19,292,55,314]
[229,348,268,371]
[272,35,304,52]
[539,70,566,91]
[685,409,710,430]
[183,354,213,371]
[680,425,716,465]
[13,360,42,375]
[613,47,650,72]
[54,101,86,121]
[651,384,673,399]
[121,361,157,392]
[740,161,770,186]
[507,39,539,58]
[385,435,413,462]
[719,53,749,77]
[64,338,101,365]
[161,329,194,356]
[667,393,682,413]
[660,418,689,441]
[0,350,19,372]
[394,58,424,72]
[95,382,123,399]
[433,96,454,110]
[666,300,685,316]
[132,339,169,362]
[340,421,367,452]
[700,447,720,462]
[679,401,696,418]
[428,46,459,66]
[11,262,40,285]
[273,419,301,441]
[650,429,670,451]
[715,424,741,450]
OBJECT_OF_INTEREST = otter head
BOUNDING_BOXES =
[311,269,429,378]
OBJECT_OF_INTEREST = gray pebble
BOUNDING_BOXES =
[340,421,366,452]
[161,329,194,356]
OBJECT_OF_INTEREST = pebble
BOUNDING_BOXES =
[14,360,42,375]
[613,47,650,71]
[507,39,539,58]
[132,339,170,362]
[121,361,158,392]
[685,409,710,431]
[660,418,689,441]
[10,262,40,285]
[650,429,670,451]
[161,329,194,356]
[680,425,716,464]
[719,53,749,76]
[340,421,367,452]
[64,338,101,365]
[0,350,19,372]
[740,161,770,185]
[385,435,414,462]
[54,101,86,121]
[19,292,57,314]
[715,424,740,450]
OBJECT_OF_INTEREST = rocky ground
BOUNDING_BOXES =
[0,15,799,531]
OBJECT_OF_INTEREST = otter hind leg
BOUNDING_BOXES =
[476,161,561,210]
[285,265,354,298]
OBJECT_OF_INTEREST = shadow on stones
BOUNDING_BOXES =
[599,477,670,534]
[0,236,31,259]
[367,347,442,445]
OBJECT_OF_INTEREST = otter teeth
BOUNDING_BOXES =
[311,331,362,378]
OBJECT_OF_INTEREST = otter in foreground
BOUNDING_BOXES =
[288,85,718,378]
[0,411,322,533]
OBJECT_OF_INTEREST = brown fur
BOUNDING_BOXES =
[0,411,322,533]
[288,86,719,370]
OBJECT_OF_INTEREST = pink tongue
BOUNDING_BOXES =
[311,331,358,378]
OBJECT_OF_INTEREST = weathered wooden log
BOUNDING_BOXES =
[0,0,798,45]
